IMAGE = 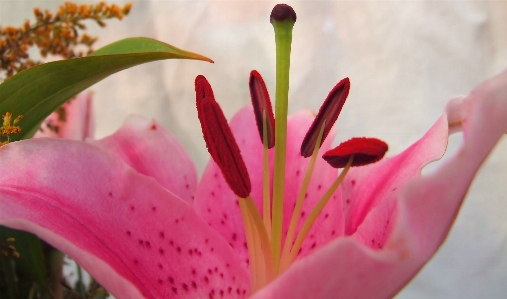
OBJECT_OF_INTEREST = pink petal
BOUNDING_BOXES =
[194,107,343,264]
[342,108,448,241]
[34,92,94,140]
[250,70,507,299]
[90,115,198,203]
[0,138,249,299]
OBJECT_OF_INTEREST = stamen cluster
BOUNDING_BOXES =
[195,3,389,293]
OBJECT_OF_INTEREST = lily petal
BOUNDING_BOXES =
[342,108,448,240]
[90,115,198,203]
[0,138,249,299]
[34,92,94,140]
[250,70,507,299]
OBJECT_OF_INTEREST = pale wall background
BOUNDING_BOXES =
[1,0,507,298]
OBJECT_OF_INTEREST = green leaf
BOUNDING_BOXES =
[0,37,212,141]
[1,226,47,298]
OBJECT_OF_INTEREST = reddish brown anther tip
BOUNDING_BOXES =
[249,70,275,148]
[323,137,388,168]
[195,75,215,101]
[270,4,297,23]
[195,75,251,198]
[300,77,350,158]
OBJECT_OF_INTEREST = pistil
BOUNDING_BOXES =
[270,3,296,273]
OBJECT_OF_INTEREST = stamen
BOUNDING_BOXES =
[300,77,350,157]
[280,122,325,267]
[323,137,388,168]
[270,3,296,272]
[238,199,261,291]
[262,112,272,236]
[249,70,275,148]
[284,137,388,269]
[195,75,251,198]
[285,156,354,268]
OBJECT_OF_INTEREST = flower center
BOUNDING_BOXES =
[195,3,388,294]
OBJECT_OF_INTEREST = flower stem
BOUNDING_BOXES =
[286,156,354,267]
[271,7,295,274]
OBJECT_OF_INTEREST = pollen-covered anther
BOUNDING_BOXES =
[300,77,350,157]
[249,70,275,148]
[323,137,388,168]
[195,75,252,198]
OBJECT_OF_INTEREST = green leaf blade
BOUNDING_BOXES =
[0,37,212,141]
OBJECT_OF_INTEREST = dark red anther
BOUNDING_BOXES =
[300,77,350,157]
[195,75,251,198]
[249,70,275,148]
[323,137,388,168]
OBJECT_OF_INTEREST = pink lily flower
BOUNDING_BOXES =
[0,65,505,299]
[34,91,95,140]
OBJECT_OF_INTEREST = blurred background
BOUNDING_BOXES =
[1,0,507,298]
